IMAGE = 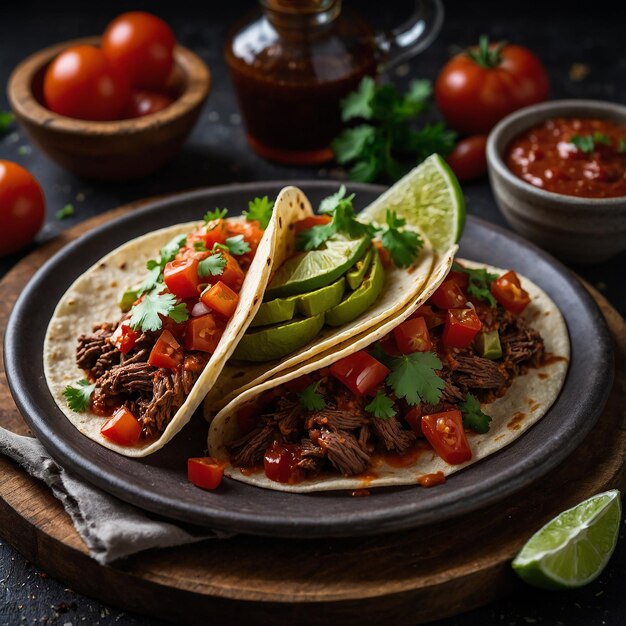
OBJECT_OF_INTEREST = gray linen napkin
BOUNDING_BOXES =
[0,427,227,564]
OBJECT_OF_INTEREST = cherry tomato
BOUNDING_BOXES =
[185,314,224,353]
[293,215,332,234]
[404,407,424,436]
[442,307,482,348]
[421,410,472,465]
[43,45,130,121]
[208,253,245,292]
[435,36,549,134]
[0,161,45,256]
[187,457,226,490]
[393,317,433,354]
[410,305,446,329]
[429,280,467,309]
[163,257,201,299]
[102,12,176,89]
[148,329,183,370]
[111,321,139,355]
[330,350,390,397]
[264,441,302,484]
[124,89,174,118]
[447,135,488,182]
[101,407,142,446]
[200,281,239,319]
[491,271,530,315]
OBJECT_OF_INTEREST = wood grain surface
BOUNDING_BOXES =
[0,206,625,626]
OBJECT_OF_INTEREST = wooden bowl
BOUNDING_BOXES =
[7,37,210,180]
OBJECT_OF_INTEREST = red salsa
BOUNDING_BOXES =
[506,117,626,198]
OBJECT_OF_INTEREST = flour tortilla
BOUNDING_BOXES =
[44,186,314,457]
[208,261,570,492]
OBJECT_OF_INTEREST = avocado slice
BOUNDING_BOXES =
[476,330,503,360]
[232,314,325,362]
[266,235,370,299]
[346,247,373,291]
[119,286,140,312]
[295,277,345,317]
[325,249,384,327]
[249,297,296,328]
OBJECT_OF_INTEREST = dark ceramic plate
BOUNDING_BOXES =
[5,181,613,537]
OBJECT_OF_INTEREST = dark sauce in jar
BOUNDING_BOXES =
[505,117,626,198]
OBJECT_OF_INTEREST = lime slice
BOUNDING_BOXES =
[512,489,622,590]
[360,154,465,251]
[266,235,369,299]
[249,297,296,328]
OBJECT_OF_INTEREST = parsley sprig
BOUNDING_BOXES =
[332,77,456,183]
[379,211,423,268]
[385,352,444,406]
[452,262,499,307]
[198,252,227,278]
[204,208,228,223]
[365,390,396,420]
[139,234,187,294]
[225,234,251,256]
[243,196,274,229]
[129,291,188,332]
[298,382,326,411]
[63,380,96,413]
[460,393,492,433]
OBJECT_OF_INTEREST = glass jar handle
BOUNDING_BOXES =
[376,0,444,71]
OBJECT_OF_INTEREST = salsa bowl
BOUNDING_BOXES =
[486,99,626,264]
[7,37,211,180]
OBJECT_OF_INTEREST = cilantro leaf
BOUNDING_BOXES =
[333,126,376,166]
[198,253,227,277]
[130,291,186,332]
[297,221,337,251]
[378,210,423,268]
[0,111,14,135]
[225,234,251,256]
[194,240,207,252]
[168,302,190,323]
[369,343,395,368]
[139,260,163,294]
[204,208,228,223]
[297,382,326,411]
[365,391,396,420]
[386,352,444,406]
[452,262,499,307]
[63,380,96,413]
[569,132,611,154]
[618,138,626,154]
[160,234,187,264]
[55,204,74,220]
[341,76,375,121]
[460,393,492,434]
[243,196,273,229]
[319,185,351,214]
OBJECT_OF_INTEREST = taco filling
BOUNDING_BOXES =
[225,263,546,485]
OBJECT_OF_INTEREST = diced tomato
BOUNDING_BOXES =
[379,335,402,358]
[411,305,446,329]
[294,215,332,234]
[442,308,482,348]
[264,441,302,484]
[284,374,314,393]
[226,220,264,258]
[404,406,423,436]
[209,252,245,292]
[447,267,469,290]
[203,219,228,249]
[429,280,467,309]
[148,329,183,369]
[330,350,390,397]
[187,457,226,490]
[185,314,224,353]
[101,406,142,446]
[111,320,139,355]
[373,240,392,267]
[200,281,239,319]
[160,315,187,341]
[393,317,433,354]
[163,257,201,299]
[491,271,530,315]
[421,410,472,465]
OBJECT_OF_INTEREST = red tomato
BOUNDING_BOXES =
[393,317,433,354]
[200,281,239,319]
[284,374,314,393]
[264,441,301,483]
[185,314,224,353]
[447,266,470,291]
[102,12,175,89]
[442,308,482,348]
[410,305,446,329]
[43,45,130,121]
[421,410,472,465]
[226,220,264,259]
[373,240,392,267]
[101,407,142,446]
[404,407,423,436]
[163,257,200,299]
[202,219,228,249]
[124,89,174,118]
[447,135,488,182]
[0,161,45,256]
[209,253,245,292]
[148,329,183,369]
[330,351,390,397]
[435,37,549,134]
[429,280,467,309]
[378,335,402,358]
[491,271,530,314]
[294,215,332,234]
[187,457,225,490]
[111,321,139,355]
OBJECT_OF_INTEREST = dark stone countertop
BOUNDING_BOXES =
[1,1,625,624]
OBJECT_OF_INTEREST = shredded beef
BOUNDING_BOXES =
[453,354,506,390]
[182,352,210,394]
[501,320,544,365]
[370,416,415,453]
[305,408,368,432]
[139,370,186,438]
[97,362,155,395]
[314,429,371,476]
[76,324,119,378]
[230,425,277,467]
[296,438,326,474]
[441,380,465,403]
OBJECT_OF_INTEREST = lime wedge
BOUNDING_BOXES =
[512,489,622,590]
[360,154,465,251]
[266,235,369,299]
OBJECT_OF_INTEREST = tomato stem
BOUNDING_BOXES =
[466,35,506,69]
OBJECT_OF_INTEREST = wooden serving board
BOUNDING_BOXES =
[1,205,625,626]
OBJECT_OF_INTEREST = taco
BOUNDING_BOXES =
[207,260,569,492]
[44,176,443,457]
